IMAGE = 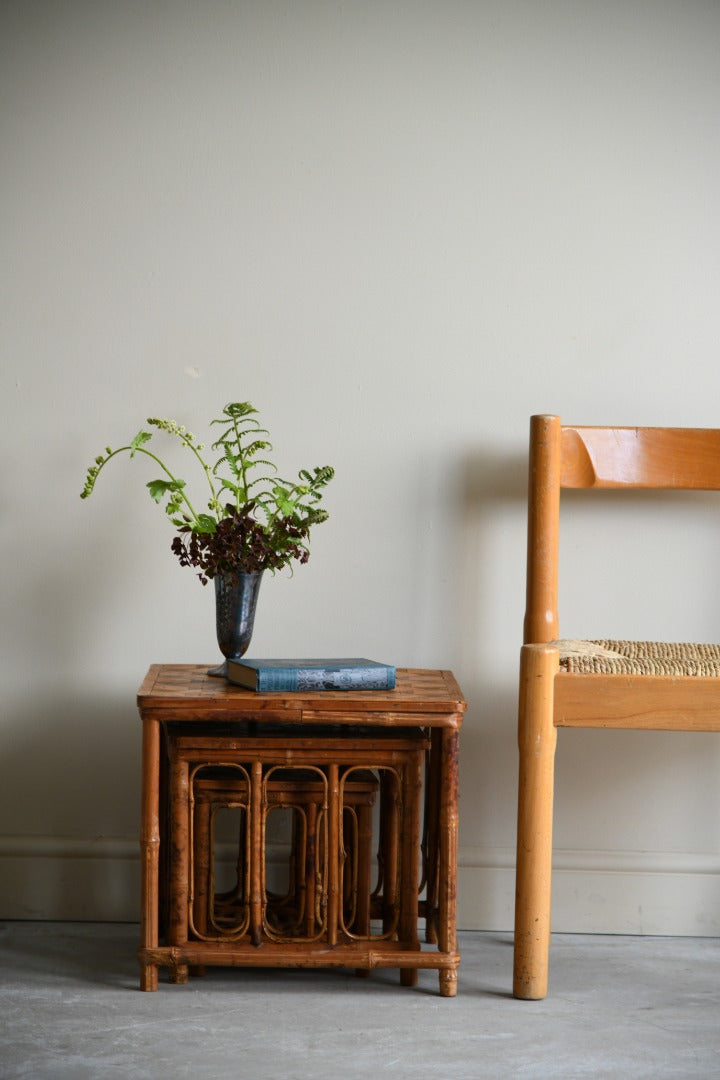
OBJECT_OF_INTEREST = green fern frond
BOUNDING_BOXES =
[243,439,272,458]
[247,459,277,474]
[223,402,258,420]
[209,424,270,450]
[223,444,241,476]
[246,472,276,490]
[81,399,333,575]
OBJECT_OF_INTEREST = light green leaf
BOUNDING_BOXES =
[130,430,152,457]
[146,478,184,502]
[147,479,172,502]
[195,514,217,534]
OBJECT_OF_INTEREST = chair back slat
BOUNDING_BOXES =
[524,416,720,645]
[561,426,720,490]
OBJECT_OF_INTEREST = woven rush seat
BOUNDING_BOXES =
[556,639,720,676]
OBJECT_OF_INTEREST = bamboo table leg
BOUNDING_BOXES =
[250,761,263,946]
[167,755,190,984]
[422,731,442,945]
[327,764,340,946]
[379,771,400,935]
[189,786,210,976]
[305,800,318,937]
[139,715,160,991]
[352,798,373,979]
[437,727,460,998]
[192,798,207,938]
[354,801,373,936]
[399,751,423,987]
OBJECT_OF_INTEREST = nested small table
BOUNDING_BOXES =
[137,665,465,996]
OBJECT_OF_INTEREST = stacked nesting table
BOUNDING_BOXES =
[137,665,466,996]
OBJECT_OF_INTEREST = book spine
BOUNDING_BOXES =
[256,666,396,692]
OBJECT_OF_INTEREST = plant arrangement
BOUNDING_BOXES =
[81,401,334,584]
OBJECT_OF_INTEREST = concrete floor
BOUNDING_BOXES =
[1,923,719,1079]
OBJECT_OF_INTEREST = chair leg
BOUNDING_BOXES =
[513,644,558,1000]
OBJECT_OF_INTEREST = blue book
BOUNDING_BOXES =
[225,657,396,692]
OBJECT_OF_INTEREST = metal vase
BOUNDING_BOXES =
[207,570,263,678]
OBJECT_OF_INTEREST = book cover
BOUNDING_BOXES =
[225,657,396,692]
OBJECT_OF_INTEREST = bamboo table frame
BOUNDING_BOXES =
[137,665,465,996]
[187,768,381,945]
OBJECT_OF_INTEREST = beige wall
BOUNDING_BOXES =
[2,0,720,931]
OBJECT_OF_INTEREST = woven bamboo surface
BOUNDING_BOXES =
[138,665,466,725]
[557,639,720,676]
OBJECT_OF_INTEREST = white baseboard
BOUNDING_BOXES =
[2,837,720,935]
[456,845,720,936]
[0,836,140,922]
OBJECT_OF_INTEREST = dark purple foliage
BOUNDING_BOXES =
[170,503,310,584]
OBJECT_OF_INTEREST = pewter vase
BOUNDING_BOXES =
[207,570,263,678]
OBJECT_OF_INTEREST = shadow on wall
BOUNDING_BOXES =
[449,447,529,869]
[460,445,528,504]
[454,443,528,682]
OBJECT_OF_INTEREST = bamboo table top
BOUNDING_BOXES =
[137,665,466,727]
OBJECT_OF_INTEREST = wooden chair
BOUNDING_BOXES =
[513,414,720,1000]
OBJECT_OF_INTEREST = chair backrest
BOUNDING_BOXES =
[523,415,720,645]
